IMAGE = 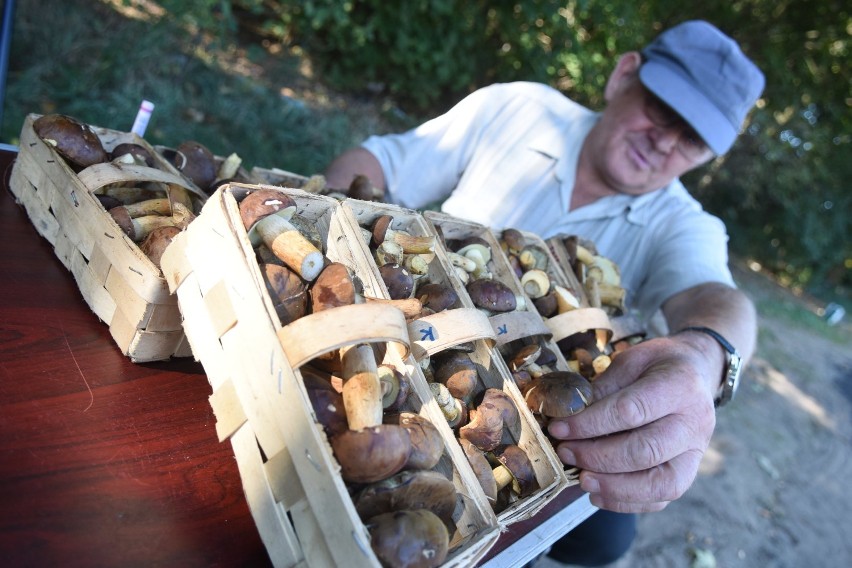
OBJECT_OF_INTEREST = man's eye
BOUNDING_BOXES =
[682,132,704,148]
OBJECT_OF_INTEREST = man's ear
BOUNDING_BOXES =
[604,52,642,102]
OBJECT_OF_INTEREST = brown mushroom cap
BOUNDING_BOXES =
[480,388,521,441]
[510,344,542,371]
[524,371,592,418]
[348,174,375,201]
[434,352,482,403]
[261,263,308,325]
[371,214,394,247]
[378,366,411,411]
[459,402,504,452]
[304,374,348,437]
[354,469,457,527]
[310,262,356,313]
[416,282,458,313]
[466,279,517,313]
[379,263,414,300]
[459,438,497,504]
[238,189,297,232]
[397,412,444,471]
[139,225,181,270]
[533,291,559,318]
[501,228,526,253]
[111,142,155,167]
[331,425,411,484]
[33,113,108,170]
[175,140,217,193]
[494,444,539,498]
[368,510,449,568]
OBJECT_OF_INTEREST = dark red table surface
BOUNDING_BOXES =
[0,148,585,567]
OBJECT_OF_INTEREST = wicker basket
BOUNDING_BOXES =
[8,114,206,361]
[343,199,570,525]
[160,183,500,567]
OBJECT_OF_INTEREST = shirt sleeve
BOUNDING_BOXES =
[362,84,514,210]
[633,204,736,319]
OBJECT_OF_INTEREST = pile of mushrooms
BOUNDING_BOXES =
[239,189,454,567]
[32,113,201,271]
[427,349,540,513]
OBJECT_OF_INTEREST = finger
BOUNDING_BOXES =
[549,375,679,440]
[588,494,670,514]
[577,449,704,505]
[556,412,713,473]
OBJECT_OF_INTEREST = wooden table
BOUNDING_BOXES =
[0,146,595,567]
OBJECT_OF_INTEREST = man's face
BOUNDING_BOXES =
[586,76,714,196]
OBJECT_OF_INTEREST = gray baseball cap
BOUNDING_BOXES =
[639,20,765,155]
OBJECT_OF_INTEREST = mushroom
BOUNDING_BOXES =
[434,352,482,404]
[379,263,415,300]
[367,510,449,568]
[459,401,504,452]
[553,285,581,313]
[110,201,194,241]
[402,254,430,277]
[466,279,517,313]
[395,412,444,471]
[139,225,181,270]
[310,262,356,313]
[478,388,522,441]
[304,373,349,437]
[459,438,498,504]
[532,290,559,318]
[500,228,526,255]
[509,344,544,378]
[492,444,539,498]
[339,343,383,431]
[518,246,549,271]
[347,174,376,201]
[261,263,308,325]
[173,140,217,193]
[524,371,593,418]
[111,142,155,167]
[33,113,107,170]
[520,269,551,299]
[354,469,457,528]
[375,240,404,266]
[239,189,325,281]
[331,425,412,484]
[371,215,436,254]
[429,382,468,429]
[416,282,458,313]
[378,365,411,411]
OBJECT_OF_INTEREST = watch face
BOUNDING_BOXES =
[728,352,743,398]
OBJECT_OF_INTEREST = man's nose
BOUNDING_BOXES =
[648,124,681,154]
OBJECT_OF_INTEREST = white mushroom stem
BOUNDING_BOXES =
[446,251,477,273]
[429,382,463,426]
[120,198,172,218]
[385,229,436,254]
[492,464,515,491]
[340,344,383,431]
[255,214,324,281]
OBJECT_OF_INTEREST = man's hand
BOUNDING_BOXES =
[548,334,721,513]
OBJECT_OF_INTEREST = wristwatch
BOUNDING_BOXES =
[678,326,743,408]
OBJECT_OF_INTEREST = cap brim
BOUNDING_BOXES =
[640,62,736,155]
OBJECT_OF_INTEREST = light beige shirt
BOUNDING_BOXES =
[363,82,734,320]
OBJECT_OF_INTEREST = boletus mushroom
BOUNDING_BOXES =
[368,510,449,568]
[261,263,308,325]
[466,278,517,313]
[493,444,539,499]
[139,225,181,270]
[395,412,444,471]
[371,215,436,254]
[355,469,457,529]
[173,140,217,193]
[416,282,458,313]
[379,263,415,300]
[33,113,108,170]
[310,262,356,313]
[331,425,411,484]
[239,189,325,281]
[524,371,592,418]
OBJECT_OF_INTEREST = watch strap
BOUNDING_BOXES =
[677,326,742,407]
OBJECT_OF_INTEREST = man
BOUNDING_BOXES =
[325,20,763,565]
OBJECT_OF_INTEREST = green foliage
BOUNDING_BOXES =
[3,0,848,299]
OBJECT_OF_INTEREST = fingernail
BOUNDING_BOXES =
[549,421,569,438]
[557,447,575,466]
[581,474,600,494]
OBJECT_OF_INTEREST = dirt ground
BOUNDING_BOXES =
[536,261,852,568]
